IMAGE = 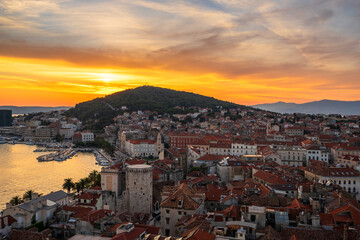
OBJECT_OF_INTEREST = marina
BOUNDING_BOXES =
[37,148,77,162]
[0,143,101,210]
[94,149,112,166]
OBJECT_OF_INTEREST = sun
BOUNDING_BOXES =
[93,73,119,82]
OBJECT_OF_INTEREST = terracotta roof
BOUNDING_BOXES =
[339,155,360,162]
[219,205,241,219]
[306,166,360,177]
[329,204,360,225]
[182,228,215,240]
[76,192,100,200]
[79,209,113,225]
[319,213,335,226]
[253,170,288,185]
[111,227,146,240]
[197,154,226,162]
[286,199,312,211]
[125,158,146,165]
[134,224,160,235]
[161,183,202,210]
[0,215,16,228]
[9,229,55,240]
[205,187,226,201]
[128,139,156,144]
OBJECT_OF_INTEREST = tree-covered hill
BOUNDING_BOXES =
[65,86,251,129]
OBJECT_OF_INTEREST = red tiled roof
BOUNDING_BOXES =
[253,170,288,185]
[80,209,113,225]
[161,183,201,210]
[286,199,311,211]
[205,187,226,201]
[125,158,146,165]
[76,192,100,200]
[182,228,215,240]
[306,166,360,177]
[111,227,146,240]
[197,154,226,162]
[0,215,16,228]
[134,224,160,235]
[319,213,335,226]
[128,139,156,144]
[329,204,360,225]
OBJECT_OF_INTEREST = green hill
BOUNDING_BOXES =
[65,86,249,129]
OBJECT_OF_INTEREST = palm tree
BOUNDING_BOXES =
[84,177,91,189]
[94,173,101,186]
[74,182,82,193]
[79,178,87,193]
[88,170,98,186]
[23,190,34,200]
[10,196,24,206]
[62,178,75,194]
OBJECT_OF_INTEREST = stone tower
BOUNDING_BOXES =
[156,133,165,160]
[125,164,153,214]
[266,121,272,135]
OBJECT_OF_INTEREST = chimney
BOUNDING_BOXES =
[32,193,39,200]
[6,203,12,209]
[30,204,36,212]
[4,216,8,226]
[37,201,42,209]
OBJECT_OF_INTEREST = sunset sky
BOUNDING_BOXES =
[0,0,359,106]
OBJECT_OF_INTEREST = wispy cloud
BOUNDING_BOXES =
[0,0,359,105]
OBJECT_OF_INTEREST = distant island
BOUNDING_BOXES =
[0,106,71,115]
[253,100,360,115]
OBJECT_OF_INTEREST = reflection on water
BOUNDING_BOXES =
[0,144,101,210]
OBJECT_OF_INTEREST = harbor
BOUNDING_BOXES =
[93,149,113,166]
[0,143,100,210]
[37,148,77,162]
[0,136,113,165]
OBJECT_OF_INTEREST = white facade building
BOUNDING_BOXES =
[306,147,330,164]
[59,128,75,139]
[124,133,163,157]
[231,142,257,156]
[81,131,94,142]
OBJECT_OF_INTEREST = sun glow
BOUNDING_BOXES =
[89,72,127,82]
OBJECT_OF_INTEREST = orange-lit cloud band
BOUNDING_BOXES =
[0,0,359,106]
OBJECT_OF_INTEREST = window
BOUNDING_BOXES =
[165,218,170,224]
[166,210,169,214]
[250,215,256,222]
[165,229,170,236]
[178,211,182,215]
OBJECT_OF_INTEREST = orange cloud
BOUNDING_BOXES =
[0,0,359,106]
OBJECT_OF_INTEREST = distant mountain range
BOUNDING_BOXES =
[253,100,360,115]
[0,106,71,115]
